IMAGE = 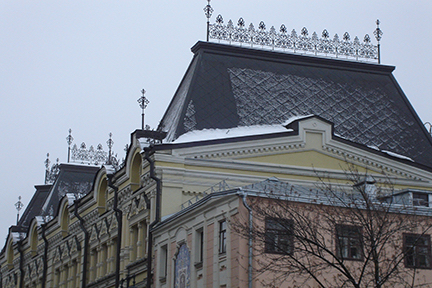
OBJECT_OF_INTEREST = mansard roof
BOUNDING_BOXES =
[41,163,99,217]
[16,184,51,229]
[158,41,432,167]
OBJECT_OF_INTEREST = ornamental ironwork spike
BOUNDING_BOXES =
[216,14,223,24]
[107,133,114,150]
[15,196,23,225]
[204,0,214,41]
[333,33,339,42]
[322,29,329,39]
[203,0,213,19]
[107,132,114,165]
[364,34,371,44]
[312,31,318,41]
[227,19,234,29]
[301,27,308,37]
[248,23,255,32]
[291,29,297,38]
[137,88,149,130]
[343,32,350,42]
[374,19,383,42]
[374,19,383,63]
[44,153,51,184]
[280,24,287,34]
[258,21,266,31]
[45,153,50,170]
[66,129,73,146]
[238,17,245,28]
[66,129,73,163]
[354,36,360,45]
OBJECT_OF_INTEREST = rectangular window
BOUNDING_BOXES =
[198,229,204,262]
[159,244,168,281]
[404,234,431,269]
[194,228,204,267]
[219,221,227,254]
[413,192,429,207]
[265,218,293,255]
[336,225,363,260]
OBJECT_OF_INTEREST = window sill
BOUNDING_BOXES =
[194,261,203,269]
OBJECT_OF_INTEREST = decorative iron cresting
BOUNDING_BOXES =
[66,130,120,168]
[204,2,382,63]
[45,153,60,185]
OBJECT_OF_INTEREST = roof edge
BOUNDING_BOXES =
[191,41,395,74]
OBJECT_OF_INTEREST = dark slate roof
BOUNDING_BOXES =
[41,164,99,217]
[17,185,51,229]
[158,41,432,167]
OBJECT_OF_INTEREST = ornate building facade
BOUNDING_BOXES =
[1,11,432,288]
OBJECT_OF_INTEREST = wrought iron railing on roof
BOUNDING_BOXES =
[180,180,232,210]
[204,1,383,63]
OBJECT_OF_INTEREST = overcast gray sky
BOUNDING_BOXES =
[0,0,431,239]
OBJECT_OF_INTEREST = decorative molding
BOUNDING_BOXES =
[323,145,422,181]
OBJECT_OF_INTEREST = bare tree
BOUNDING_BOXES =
[234,168,432,288]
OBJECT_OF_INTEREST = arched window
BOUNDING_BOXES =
[130,153,142,188]
[97,177,108,214]
[6,239,14,269]
[30,226,38,256]
[60,203,69,238]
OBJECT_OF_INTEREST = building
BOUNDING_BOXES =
[1,14,432,288]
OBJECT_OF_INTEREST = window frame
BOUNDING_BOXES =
[159,244,168,282]
[218,220,227,254]
[194,228,204,268]
[403,233,432,269]
[264,217,294,255]
[413,192,429,207]
[335,224,363,261]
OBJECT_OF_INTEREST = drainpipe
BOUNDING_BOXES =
[107,174,122,288]
[143,147,162,288]
[41,224,49,288]
[241,190,253,288]
[17,240,24,288]
[74,199,88,288]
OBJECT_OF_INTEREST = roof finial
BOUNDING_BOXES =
[204,0,214,41]
[374,19,383,64]
[44,153,51,184]
[107,132,114,164]
[137,89,150,130]
[15,196,24,225]
[66,129,74,163]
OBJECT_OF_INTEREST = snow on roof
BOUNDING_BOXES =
[172,124,292,144]
[282,115,315,126]
[381,150,414,162]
